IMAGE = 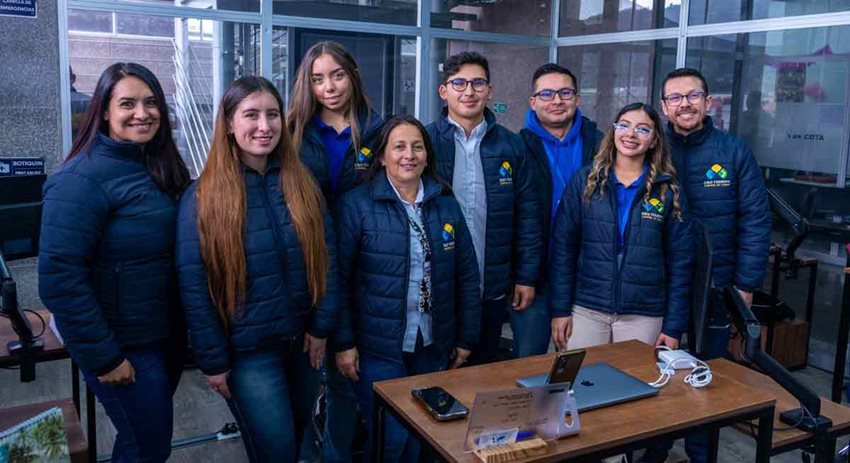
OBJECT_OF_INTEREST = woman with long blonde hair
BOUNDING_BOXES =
[288,40,383,461]
[288,40,383,201]
[175,76,339,463]
[549,102,693,353]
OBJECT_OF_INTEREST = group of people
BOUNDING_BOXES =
[37,40,772,463]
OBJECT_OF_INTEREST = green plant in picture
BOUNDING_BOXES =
[30,413,67,459]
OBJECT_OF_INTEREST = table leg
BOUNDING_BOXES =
[86,384,96,463]
[707,427,720,463]
[71,360,80,416]
[755,406,774,463]
[814,435,837,463]
[372,395,385,463]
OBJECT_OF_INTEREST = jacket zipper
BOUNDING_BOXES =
[611,181,647,314]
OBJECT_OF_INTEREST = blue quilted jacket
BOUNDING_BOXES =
[39,133,184,375]
[549,166,694,338]
[175,159,340,375]
[299,109,383,202]
[333,171,481,362]
[666,117,771,293]
[426,108,542,300]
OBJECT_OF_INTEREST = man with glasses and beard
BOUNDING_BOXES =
[641,68,771,463]
[520,63,602,356]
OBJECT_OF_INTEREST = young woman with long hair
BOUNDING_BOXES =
[549,102,693,352]
[39,62,190,462]
[175,76,339,463]
[288,40,383,201]
[287,40,383,461]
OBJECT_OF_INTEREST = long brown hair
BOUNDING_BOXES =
[287,41,372,157]
[197,76,328,325]
[584,102,682,219]
[70,62,189,198]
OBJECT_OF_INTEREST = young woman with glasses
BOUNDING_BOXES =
[548,102,693,352]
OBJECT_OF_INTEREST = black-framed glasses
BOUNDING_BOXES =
[446,78,489,92]
[613,123,653,139]
[662,91,706,106]
[533,88,577,101]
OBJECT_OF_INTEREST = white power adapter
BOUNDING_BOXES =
[657,349,699,371]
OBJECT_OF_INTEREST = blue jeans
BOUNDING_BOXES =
[226,339,319,463]
[353,346,449,462]
[79,344,181,463]
[642,298,730,463]
[511,290,551,357]
[321,358,359,463]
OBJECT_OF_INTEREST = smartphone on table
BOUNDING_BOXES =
[547,348,586,385]
[411,386,469,421]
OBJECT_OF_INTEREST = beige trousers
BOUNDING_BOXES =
[567,305,663,350]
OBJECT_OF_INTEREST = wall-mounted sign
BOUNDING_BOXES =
[0,0,36,18]
[492,102,507,114]
[0,158,45,177]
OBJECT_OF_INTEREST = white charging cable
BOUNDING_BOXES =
[649,347,713,389]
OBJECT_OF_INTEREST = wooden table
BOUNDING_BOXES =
[373,340,776,462]
[714,359,850,461]
[0,309,97,462]
[0,399,88,462]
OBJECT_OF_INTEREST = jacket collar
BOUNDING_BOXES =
[435,106,497,138]
[306,108,382,144]
[241,155,281,175]
[666,116,714,147]
[370,170,443,204]
[93,132,146,163]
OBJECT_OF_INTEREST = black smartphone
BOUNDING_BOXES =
[547,348,586,385]
[411,386,469,421]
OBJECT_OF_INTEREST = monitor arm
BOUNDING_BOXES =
[0,250,43,382]
[722,286,831,433]
[768,188,807,278]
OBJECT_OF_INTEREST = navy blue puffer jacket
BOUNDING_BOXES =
[549,166,694,338]
[333,171,481,362]
[426,108,542,300]
[299,109,383,202]
[175,159,340,375]
[39,133,184,375]
[666,118,771,293]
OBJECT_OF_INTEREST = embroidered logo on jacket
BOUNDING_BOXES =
[442,223,455,251]
[355,147,372,170]
[498,161,513,186]
[641,197,665,222]
[703,163,730,187]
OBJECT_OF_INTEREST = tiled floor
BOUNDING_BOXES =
[3,257,849,462]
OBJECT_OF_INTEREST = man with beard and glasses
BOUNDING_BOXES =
[641,68,771,463]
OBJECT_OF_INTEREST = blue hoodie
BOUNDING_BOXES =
[524,108,585,219]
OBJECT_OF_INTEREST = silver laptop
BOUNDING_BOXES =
[517,362,659,412]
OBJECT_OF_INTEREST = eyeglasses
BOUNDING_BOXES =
[613,123,653,139]
[446,78,489,92]
[662,91,706,106]
[533,88,577,101]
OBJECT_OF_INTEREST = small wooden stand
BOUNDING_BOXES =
[474,438,548,463]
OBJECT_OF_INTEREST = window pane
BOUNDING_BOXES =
[282,30,416,119]
[118,0,259,12]
[558,39,677,128]
[68,9,112,33]
[559,0,680,37]
[431,0,549,37]
[274,1,416,26]
[689,0,850,25]
[116,13,174,36]
[427,40,548,131]
[685,28,850,182]
[69,18,261,178]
